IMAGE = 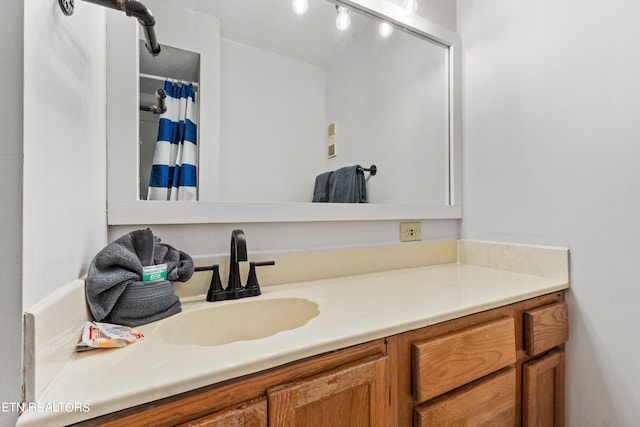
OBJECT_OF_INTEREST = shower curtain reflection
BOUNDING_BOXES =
[147,79,198,201]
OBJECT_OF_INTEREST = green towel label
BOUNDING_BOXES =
[142,264,167,282]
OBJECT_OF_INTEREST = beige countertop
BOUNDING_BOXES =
[17,261,568,426]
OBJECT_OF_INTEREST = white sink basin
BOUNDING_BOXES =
[152,297,319,346]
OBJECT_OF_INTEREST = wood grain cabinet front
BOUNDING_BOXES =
[414,368,516,427]
[392,291,567,427]
[521,301,569,427]
[524,302,569,357]
[409,317,517,427]
[267,355,388,427]
[522,349,565,427]
[177,398,267,427]
[412,317,516,403]
[70,340,388,427]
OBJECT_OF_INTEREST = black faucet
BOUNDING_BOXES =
[227,229,248,296]
[195,229,274,302]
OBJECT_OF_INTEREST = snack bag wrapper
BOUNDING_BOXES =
[76,321,144,352]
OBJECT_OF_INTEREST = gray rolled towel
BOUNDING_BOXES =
[86,229,194,327]
[105,279,181,326]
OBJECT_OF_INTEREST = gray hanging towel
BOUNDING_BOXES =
[328,165,367,203]
[312,171,333,202]
[85,228,194,327]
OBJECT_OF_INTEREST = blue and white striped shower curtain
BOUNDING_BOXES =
[147,80,198,201]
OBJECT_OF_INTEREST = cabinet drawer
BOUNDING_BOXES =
[414,368,516,427]
[524,302,569,357]
[412,317,516,402]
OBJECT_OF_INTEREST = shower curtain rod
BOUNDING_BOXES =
[59,0,161,57]
[140,73,200,88]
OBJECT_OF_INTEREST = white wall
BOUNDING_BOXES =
[458,0,640,424]
[325,21,449,204]
[0,2,23,426]
[218,3,453,205]
[109,219,459,263]
[22,0,108,310]
[18,0,108,421]
[386,0,456,32]
[0,1,106,425]
[219,39,326,202]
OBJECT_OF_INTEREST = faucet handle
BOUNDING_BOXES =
[244,261,275,297]
[206,265,228,302]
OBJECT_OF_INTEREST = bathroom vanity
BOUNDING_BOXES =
[18,240,569,427]
[71,291,567,427]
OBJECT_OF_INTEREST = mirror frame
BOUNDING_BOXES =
[106,0,462,224]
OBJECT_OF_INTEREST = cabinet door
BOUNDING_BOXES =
[523,349,565,427]
[414,367,516,427]
[178,398,267,427]
[267,355,388,427]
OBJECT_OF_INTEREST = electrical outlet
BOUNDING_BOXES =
[400,222,422,242]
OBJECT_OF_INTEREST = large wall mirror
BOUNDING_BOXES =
[106,0,462,224]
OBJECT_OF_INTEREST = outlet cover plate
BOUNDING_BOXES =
[400,222,422,242]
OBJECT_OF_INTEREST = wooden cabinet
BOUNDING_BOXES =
[73,340,388,427]
[178,398,267,427]
[412,317,516,402]
[410,317,517,426]
[524,302,569,357]
[522,350,565,427]
[267,355,388,427]
[414,368,516,427]
[521,302,568,427]
[73,292,568,427]
[393,291,568,427]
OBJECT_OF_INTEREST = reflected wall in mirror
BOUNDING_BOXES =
[137,0,449,204]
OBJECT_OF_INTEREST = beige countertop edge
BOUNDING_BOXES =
[17,263,569,426]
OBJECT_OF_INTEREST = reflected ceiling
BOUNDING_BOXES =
[167,0,371,65]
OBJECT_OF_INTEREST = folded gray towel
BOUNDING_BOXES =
[312,171,333,202]
[328,165,367,203]
[85,229,194,327]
